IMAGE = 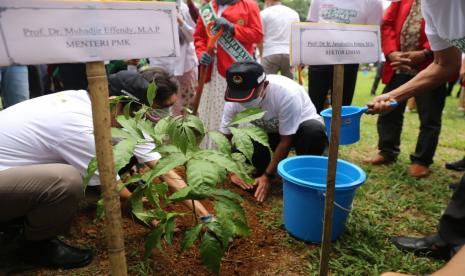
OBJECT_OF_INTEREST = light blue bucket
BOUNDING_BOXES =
[320,106,368,145]
[320,102,397,145]
[277,155,366,243]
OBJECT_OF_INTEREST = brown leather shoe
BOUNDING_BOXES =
[363,154,395,165]
[408,164,430,178]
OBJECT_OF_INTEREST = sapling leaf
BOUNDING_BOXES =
[117,174,142,192]
[147,80,157,107]
[229,127,254,163]
[116,115,144,139]
[200,232,223,274]
[228,107,266,126]
[96,198,105,219]
[242,126,271,155]
[113,139,137,173]
[184,114,205,136]
[208,131,231,155]
[231,219,251,236]
[206,220,234,248]
[210,188,243,203]
[168,186,191,202]
[195,150,254,185]
[164,214,177,245]
[155,144,181,155]
[181,224,202,252]
[214,197,246,222]
[145,225,164,259]
[111,128,135,140]
[130,185,145,214]
[186,159,219,187]
[123,101,131,119]
[83,157,97,190]
[153,117,170,142]
[143,153,187,183]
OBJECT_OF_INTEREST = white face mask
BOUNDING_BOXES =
[240,97,262,109]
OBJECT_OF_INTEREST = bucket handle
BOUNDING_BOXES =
[319,191,353,213]
[360,100,398,114]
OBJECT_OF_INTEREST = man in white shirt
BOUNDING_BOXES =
[259,0,300,79]
[220,61,327,202]
[368,0,465,273]
[0,69,210,270]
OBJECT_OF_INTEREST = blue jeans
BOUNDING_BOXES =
[0,65,29,108]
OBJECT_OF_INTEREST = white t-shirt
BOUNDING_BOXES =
[260,4,300,57]
[421,0,465,52]
[0,90,161,186]
[220,75,322,136]
[307,0,383,25]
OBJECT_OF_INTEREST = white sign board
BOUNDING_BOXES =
[291,23,381,66]
[0,0,180,66]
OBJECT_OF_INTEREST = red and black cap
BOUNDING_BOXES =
[224,61,266,102]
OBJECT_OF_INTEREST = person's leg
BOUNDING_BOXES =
[293,119,327,156]
[438,173,465,248]
[279,54,294,79]
[308,65,333,113]
[57,63,88,91]
[446,156,465,171]
[261,55,281,75]
[391,174,465,260]
[0,164,83,240]
[0,65,29,108]
[340,64,359,106]
[0,164,92,269]
[28,65,44,98]
[370,62,384,96]
[409,83,447,167]
[375,74,411,161]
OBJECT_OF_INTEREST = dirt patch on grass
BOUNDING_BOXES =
[5,182,314,275]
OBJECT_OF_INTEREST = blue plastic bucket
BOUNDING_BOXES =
[320,106,368,145]
[277,155,366,243]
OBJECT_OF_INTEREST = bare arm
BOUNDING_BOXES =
[254,135,292,202]
[432,246,465,275]
[367,47,462,113]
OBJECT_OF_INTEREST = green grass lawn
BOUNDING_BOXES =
[267,70,465,275]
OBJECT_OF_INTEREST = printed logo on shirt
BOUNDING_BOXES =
[236,18,245,26]
[320,7,358,24]
[449,36,465,53]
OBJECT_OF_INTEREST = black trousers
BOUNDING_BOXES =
[377,74,447,166]
[308,64,359,113]
[251,119,327,176]
[438,173,465,248]
[57,63,88,91]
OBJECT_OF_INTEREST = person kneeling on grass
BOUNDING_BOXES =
[0,68,211,270]
[219,61,328,202]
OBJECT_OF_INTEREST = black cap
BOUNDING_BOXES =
[225,61,266,102]
[108,70,150,106]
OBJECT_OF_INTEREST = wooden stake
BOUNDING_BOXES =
[86,61,128,276]
[319,64,344,276]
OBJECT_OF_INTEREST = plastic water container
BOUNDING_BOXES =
[320,106,368,145]
[277,155,366,243]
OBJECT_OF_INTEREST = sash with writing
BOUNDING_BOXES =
[199,2,253,61]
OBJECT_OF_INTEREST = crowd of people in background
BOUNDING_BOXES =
[1,0,465,274]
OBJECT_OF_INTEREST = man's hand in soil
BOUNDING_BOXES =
[254,175,270,203]
[230,173,253,190]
